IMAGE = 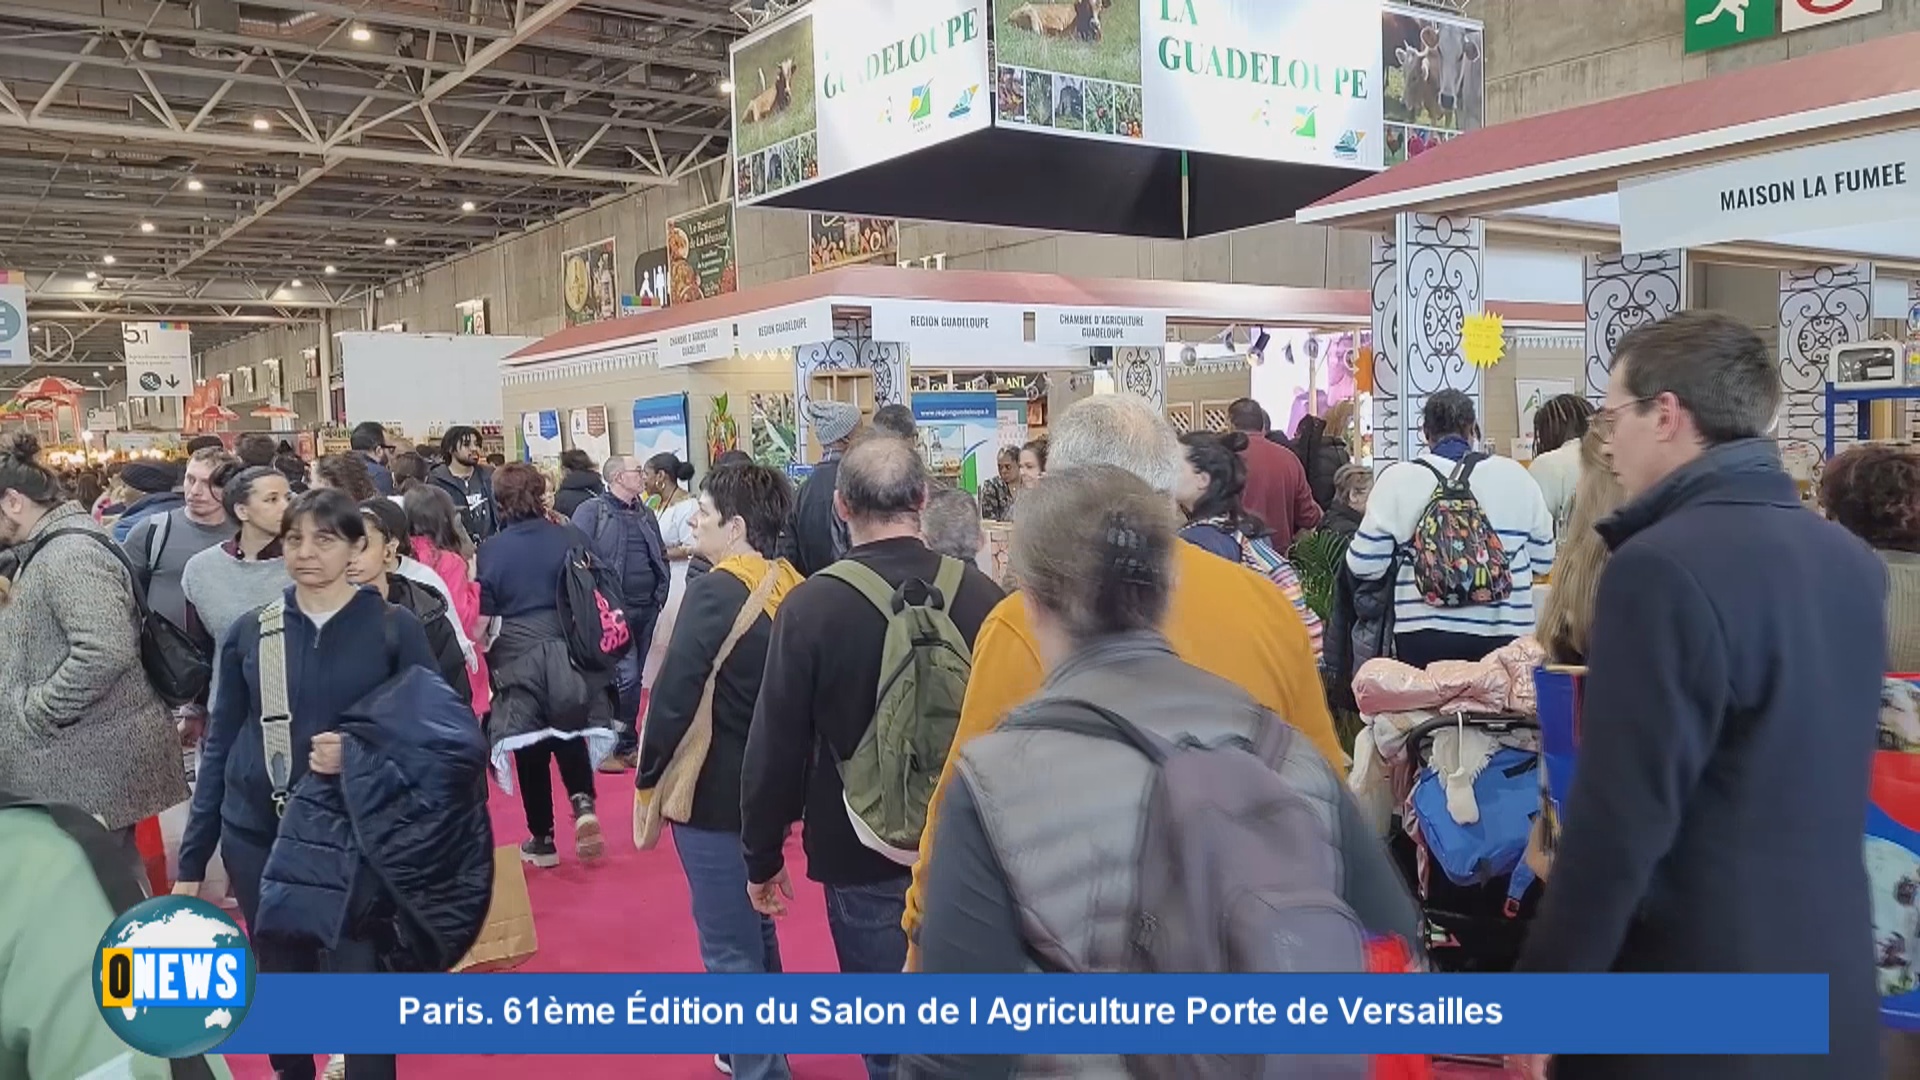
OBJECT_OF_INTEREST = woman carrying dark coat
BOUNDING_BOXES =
[552,449,605,519]
[478,463,616,869]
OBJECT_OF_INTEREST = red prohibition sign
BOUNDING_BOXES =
[1795,0,1856,13]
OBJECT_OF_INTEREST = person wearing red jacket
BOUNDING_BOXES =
[1226,399,1322,550]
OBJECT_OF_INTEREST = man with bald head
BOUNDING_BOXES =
[741,435,1003,1080]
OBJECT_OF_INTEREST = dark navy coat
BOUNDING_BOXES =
[1517,439,1885,1079]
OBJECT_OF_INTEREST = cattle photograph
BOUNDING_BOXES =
[994,0,1140,87]
[731,14,816,159]
[1382,8,1485,134]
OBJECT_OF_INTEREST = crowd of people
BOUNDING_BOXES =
[0,308,1905,1078]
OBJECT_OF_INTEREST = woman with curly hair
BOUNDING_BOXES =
[1821,443,1920,670]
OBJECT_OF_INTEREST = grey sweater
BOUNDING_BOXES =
[0,503,187,829]
[180,544,289,711]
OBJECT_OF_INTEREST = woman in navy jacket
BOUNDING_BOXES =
[175,488,434,1080]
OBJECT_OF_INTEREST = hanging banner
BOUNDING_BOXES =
[666,203,737,304]
[1619,128,1920,254]
[738,301,836,351]
[871,301,1024,349]
[810,215,900,273]
[1382,4,1484,167]
[912,391,997,494]
[632,393,692,464]
[1033,307,1167,347]
[124,322,195,397]
[660,320,738,369]
[569,405,612,463]
[522,410,563,463]
[731,1,990,207]
[630,247,671,312]
[562,238,618,326]
[0,270,26,367]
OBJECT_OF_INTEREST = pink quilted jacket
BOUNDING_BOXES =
[413,537,490,718]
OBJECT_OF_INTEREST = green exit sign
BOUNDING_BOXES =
[1686,0,1777,52]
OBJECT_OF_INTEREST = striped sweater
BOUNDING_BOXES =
[1345,451,1556,639]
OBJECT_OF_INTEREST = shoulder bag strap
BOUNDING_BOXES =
[637,569,782,848]
[256,600,294,818]
[817,559,896,618]
[146,510,172,575]
[26,527,152,614]
[930,555,965,612]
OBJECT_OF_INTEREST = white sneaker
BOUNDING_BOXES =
[714,1053,733,1075]
[323,1054,346,1080]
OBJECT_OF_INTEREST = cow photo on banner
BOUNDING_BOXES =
[1382,3,1485,167]
[561,237,618,326]
[730,12,818,203]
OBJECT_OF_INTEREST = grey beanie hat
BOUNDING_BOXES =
[807,399,861,446]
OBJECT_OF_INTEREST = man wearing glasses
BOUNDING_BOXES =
[1512,311,1884,1080]
[572,454,669,772]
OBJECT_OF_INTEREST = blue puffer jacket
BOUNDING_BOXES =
[255,664,494,972]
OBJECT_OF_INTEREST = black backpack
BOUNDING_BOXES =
[557,542,630,673]
[0,792,217,1079]
[23,527,211,708]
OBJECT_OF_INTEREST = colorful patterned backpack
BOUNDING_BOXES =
[1408,454,1513,608]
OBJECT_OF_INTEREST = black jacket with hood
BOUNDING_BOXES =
[387,575,472,708]
[553,468,604,519]
[427,464,497,544]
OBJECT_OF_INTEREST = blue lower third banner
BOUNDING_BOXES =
[218,974,1829,1056]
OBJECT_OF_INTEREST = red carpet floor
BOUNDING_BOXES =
[226,769,1497,1079]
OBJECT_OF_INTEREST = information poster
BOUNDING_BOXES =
[570,405,612,463]
[522,410,563,462]
[810,215,899,273]
[0,270,26,366]
[1515,378,1576,445]
[731,0,990,207]
[123,322,194,397]
[630,247,671,311]
[1382,4,1485,166]
[666,203,737,304]
[561,238,618,326]
[993,0,1387,170]
[455,298,489,335]
[995,396,1029,451]
[912,391,996,494]
[632,393,692,464]
[751,392,798,470]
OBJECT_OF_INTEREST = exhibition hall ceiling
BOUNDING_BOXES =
[0,0,747,385]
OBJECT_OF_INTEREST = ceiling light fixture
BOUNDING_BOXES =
[252,116,270,131]
[186,178,204,192]
[291,278,304,287]
[350,25,372,42]
[324,264,338,275]
[139,221,155,233]
[85,270,99,280]
[101,254,116,265]
[719,78,735,94]
[383,236,397,246]
[460,200,476,213]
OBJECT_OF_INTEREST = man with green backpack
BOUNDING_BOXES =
[742,435,1003,1080]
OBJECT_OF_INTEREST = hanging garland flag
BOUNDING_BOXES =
[1462,312,1507,369]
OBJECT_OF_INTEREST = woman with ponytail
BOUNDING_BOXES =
[0,433,187,854]
[909,465,1419,1069]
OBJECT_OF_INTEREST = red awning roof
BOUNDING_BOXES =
[1300,30,1920,228]
[509,265,1580,366]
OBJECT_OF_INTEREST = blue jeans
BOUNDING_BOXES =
[672,824,789,1080]
[612,610,657,754]
[825,877,910,1080]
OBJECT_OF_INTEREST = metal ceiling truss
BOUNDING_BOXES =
[0,0,741,387]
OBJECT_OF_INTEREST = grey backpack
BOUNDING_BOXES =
[1025,700,1368,1079]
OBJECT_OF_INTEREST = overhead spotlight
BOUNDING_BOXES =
[383,236,397,246]
[350,25,372,42]
[290,278,303,287]
[252,116,270,131]
[141,40,162,60]
[139,221,155,233]
[719,78,735,95]
[85,270,98,280]
[186,178,204,192]
[101,254,116,265]
[323,264,338,275]
[460,200,476,213]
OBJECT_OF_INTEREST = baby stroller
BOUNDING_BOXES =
[1389,711,1542,975]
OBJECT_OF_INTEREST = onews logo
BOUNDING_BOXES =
[95,896,256,1057]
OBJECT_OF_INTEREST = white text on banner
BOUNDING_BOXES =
[1033,308,1167,348]
[1619,128,1920,254]
[123,322,194,396]
[660,320,737,368]
[870,302,1024,349]
[738,301,835,351]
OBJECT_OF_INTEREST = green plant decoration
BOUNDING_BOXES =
[1288,528,1346,624]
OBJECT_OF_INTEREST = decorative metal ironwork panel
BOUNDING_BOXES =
[1395,213,1483,460]
[793,313,904,451]
[1115,347,1166,409]
[1165,404,1194,435]
[1778,263,1872,460]
[1584,250,1685,404]
[1370,234,1403,463]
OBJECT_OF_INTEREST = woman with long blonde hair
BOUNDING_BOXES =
[1534,429,1624,665]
